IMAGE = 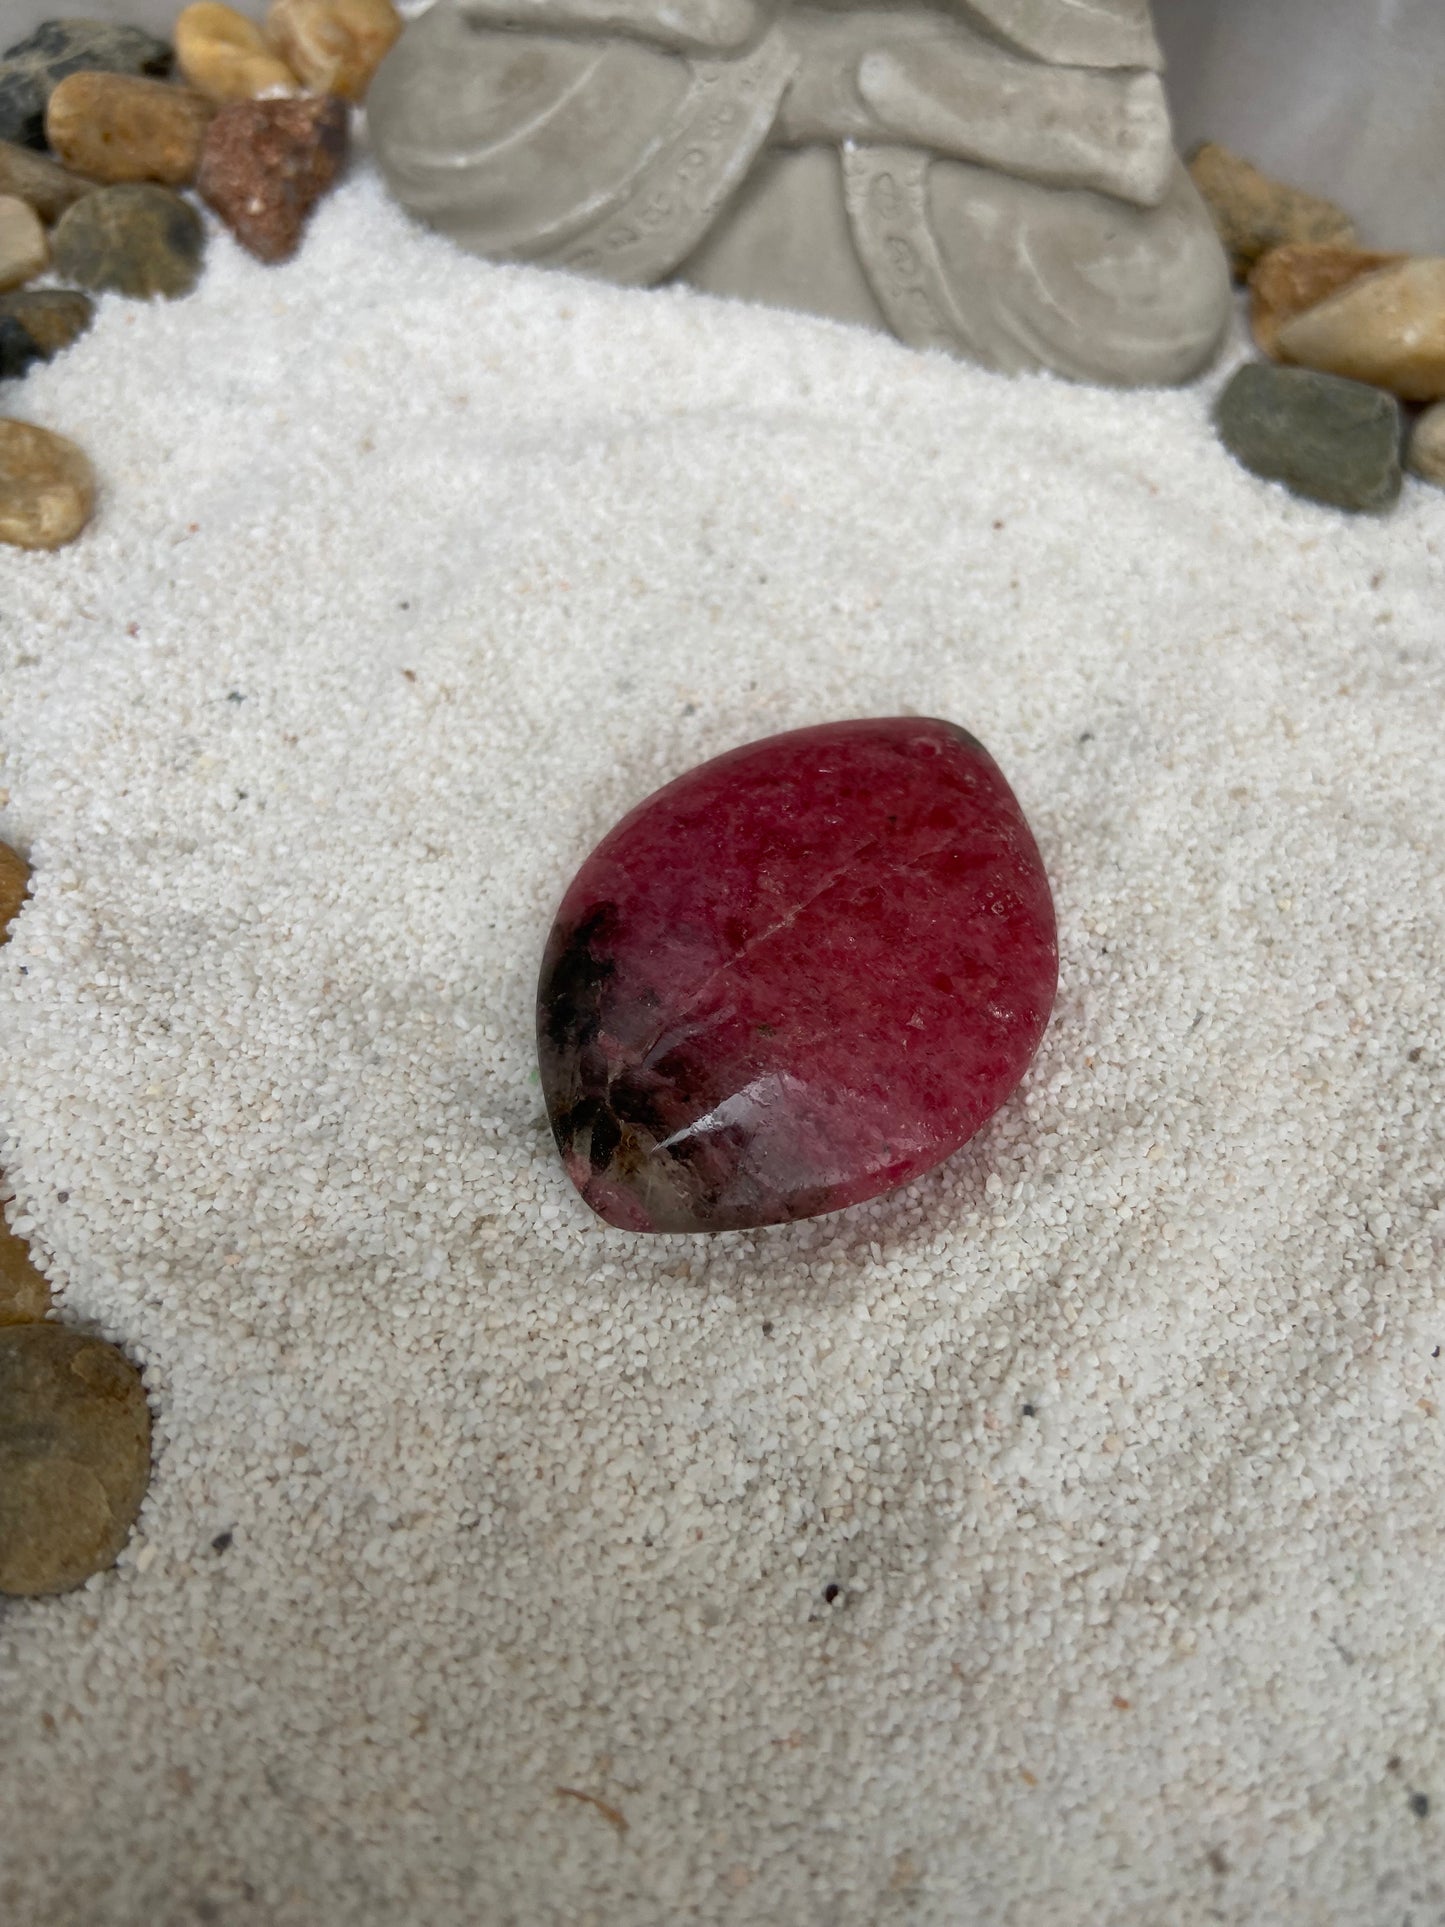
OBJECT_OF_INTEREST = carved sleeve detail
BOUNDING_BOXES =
[367,0,1229,386]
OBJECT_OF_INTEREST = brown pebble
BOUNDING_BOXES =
[45,71,215,188]
[0,193,46,290]
[0,1215,51,1325]
[0,837,29,936]
[0,287,94,359]
[0,1323,151,1596]
[197,93,348,264]
[176,1,300,103]
[1187,142,1355,280]
[0,417,95,550]
[1275,258,1445,402]
[1250,244,1407,357]
[0,138,98,224]
[264,0,400,102]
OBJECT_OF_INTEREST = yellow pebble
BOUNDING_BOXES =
[265,0,402,102]
[0,418,96,551]
[176,2,300,103]
[45,72,215,187]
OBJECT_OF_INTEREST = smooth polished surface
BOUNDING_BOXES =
[538,719,1058,1233]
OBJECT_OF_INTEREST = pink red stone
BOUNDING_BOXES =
[537,718,1058,1234]
[196,93,348,264]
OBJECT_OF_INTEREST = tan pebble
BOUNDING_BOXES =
[0,195,47,292]
[1274,258,1445,402]
[0,839,29,939]
[45,71,215,188]
[176,2,300,103]
[0,1215,51,1326]
[1406,401,1445,487]
[0,139,99,224]
[0,418,96,551]
[0,1324,151,1597]
[265,0,401,102]
[1187,141,1355,279]
[1249,243,1407,357]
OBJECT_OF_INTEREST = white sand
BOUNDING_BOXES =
[1,166,1442,1926]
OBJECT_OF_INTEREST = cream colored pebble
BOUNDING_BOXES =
[0,195,47,293]
[1406,399,1445,487]
[1274,256,1445,403]
[264,0,402,102]
[175,2,301,103]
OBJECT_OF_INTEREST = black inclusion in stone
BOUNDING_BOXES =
[606,1071,674,1155]
[539,903,619,1057]
[557,1095,622,1174]
[0,316,43,381]
[560,1074,682,1177]
[586,1103,622,1172]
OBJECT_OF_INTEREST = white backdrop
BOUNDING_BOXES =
[1155,0,1445,253]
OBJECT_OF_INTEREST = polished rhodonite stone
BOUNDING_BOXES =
[537,717,1058,1233]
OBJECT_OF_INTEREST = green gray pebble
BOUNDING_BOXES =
[51,182,203,299]
[1214,362,1403,513]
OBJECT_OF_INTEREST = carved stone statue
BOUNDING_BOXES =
[366,0,1231,385]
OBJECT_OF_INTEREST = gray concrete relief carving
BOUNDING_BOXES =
[368,0,1231,384]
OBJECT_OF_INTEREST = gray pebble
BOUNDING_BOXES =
[0,18,173,148]
[50,181,203,299]
[1214,362,1402,514]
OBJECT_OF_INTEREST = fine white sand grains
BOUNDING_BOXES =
[1,168,1442,1927]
